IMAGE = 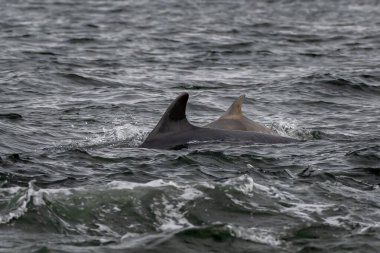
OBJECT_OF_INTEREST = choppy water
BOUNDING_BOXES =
[1,0,380,252]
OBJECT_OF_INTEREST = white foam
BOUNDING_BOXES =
[197,181,215,189]
[227,225,282,246]
[107,179,179,190]
[75,224,90,234]
[323,215,348,228]
[282,203,335,222]
[120,232,140,240]
[221,175,345,223]
[223,175,296,201]
[158,197,192,231]
[223,175,255,196]
[54,121,149,150]
[0,187,30,224]
[86,122,148,147]
[179,187,203,200]
[119,232,168,248]
[95,223,120,237]
[0,182,80,224]
[151,187,202,232]
[270,118,311,139]
[0,186,24,195]
[226,192,257,209]
[0,178,203,226]
[108,179,205,232]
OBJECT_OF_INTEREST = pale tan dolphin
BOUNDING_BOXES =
[205,95,276,134]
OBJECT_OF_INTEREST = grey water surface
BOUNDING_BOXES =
[1,0,380,252]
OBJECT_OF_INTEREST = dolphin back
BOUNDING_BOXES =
[140,93,298,150]
[205,95,275,134]
[141,93,197,147]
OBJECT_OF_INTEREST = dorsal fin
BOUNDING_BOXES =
[144,93,195,141]
[222,95,245,117]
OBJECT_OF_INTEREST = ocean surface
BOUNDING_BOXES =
[1,0,380,252]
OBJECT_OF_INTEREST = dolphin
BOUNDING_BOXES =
[140,93,297,150]
[205,95,275,134]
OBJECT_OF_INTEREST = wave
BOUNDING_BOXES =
[0,174,379,251]
[346,145,380,162]
[300,73,380,95]
[57,73,123,88]
[52,122,148,151]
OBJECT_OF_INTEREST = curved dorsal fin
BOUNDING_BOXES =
[223,95,245,117]
[144,93,195,141]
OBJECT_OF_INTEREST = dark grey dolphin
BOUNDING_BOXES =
[205,95,275,134]
[140,93,297,150]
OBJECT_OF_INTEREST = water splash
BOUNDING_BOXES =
[53,122,149,151]
[270,118,318,140]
